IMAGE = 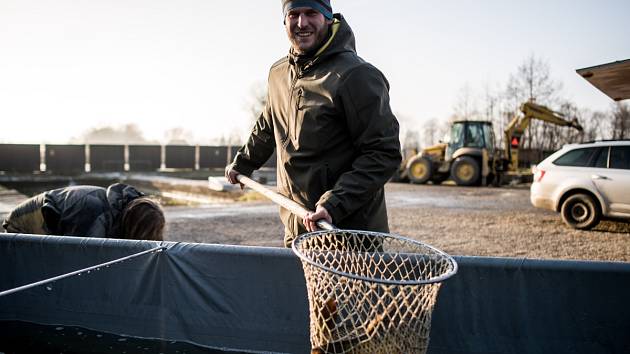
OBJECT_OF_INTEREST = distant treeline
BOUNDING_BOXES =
[404,55,630,152]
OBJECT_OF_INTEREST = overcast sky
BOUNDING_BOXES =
[1,0,628,144]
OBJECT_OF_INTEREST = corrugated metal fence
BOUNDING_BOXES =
[1,144,549,174]
[0,144,276,173]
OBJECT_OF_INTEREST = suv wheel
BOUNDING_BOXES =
[560,193,601,230]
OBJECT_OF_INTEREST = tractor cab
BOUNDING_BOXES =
[445,121,496,162]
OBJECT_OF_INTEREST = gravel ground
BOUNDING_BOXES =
[2,181,629,262]
[163,182,630,262]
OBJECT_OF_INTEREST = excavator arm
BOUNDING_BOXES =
[504,101,583,171]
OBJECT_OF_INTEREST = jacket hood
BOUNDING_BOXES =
[106,183,144,213]
[289,13,356,68]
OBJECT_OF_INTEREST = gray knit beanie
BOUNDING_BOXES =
[282,0,333,20]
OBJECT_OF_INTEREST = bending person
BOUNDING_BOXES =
[2,183,165,241]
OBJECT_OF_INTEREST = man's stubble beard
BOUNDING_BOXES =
[290,24,330,56]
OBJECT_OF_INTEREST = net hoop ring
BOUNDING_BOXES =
[292,229,458,286]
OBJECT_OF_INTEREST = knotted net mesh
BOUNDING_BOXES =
[292,230,457,354]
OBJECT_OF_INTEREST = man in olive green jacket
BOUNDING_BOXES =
[226,0,401,247]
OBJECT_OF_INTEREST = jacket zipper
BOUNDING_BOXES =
[283,69,302,148]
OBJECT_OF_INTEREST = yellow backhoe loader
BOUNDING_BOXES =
[400,101,584,186]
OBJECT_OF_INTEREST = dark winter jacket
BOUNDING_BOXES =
[2,183,143,238]
[229,14,402,246]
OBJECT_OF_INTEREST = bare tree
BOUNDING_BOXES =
[396,112,421,152]
[73,123,152,144]
[611,102,630,139]
[228,128,245,146]
[584,109,604,142]
[506,54,560,105]
[422,118,438,147]
[453,84,480,121]
[164,127,193,145]
[481,82,505,149]
[216,128,245,147]
[565,105,592,144]
[245,81,268,124]
[554,101,586,149]
[402,129,420,151]
[505,54,562,150]
[591,110,611,140]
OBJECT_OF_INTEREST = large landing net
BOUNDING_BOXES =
[292,230,457,354]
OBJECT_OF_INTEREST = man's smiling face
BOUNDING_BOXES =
[285,7,332,55]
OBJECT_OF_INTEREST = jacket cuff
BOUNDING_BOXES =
[230,160,255,177]
[317,192,345,225]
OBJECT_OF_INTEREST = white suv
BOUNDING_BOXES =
[530,140,630,229]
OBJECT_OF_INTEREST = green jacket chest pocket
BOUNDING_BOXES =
[294,89,338,152]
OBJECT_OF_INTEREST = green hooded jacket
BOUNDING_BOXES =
[230,14,402,246]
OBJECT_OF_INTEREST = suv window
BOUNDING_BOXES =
[610,146,630,170]
[592,147,609,168]
[554,147,598,167]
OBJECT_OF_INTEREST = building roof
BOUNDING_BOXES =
[576,59,630,101]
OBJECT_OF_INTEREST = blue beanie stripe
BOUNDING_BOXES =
[283,0,333,20]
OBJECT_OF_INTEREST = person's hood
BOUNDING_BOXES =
[289,13,356,69]
[106,183,144,213]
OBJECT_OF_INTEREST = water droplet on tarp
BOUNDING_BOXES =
[55,327,63,331]
[46,286,53,291]
[96,334,103,338]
